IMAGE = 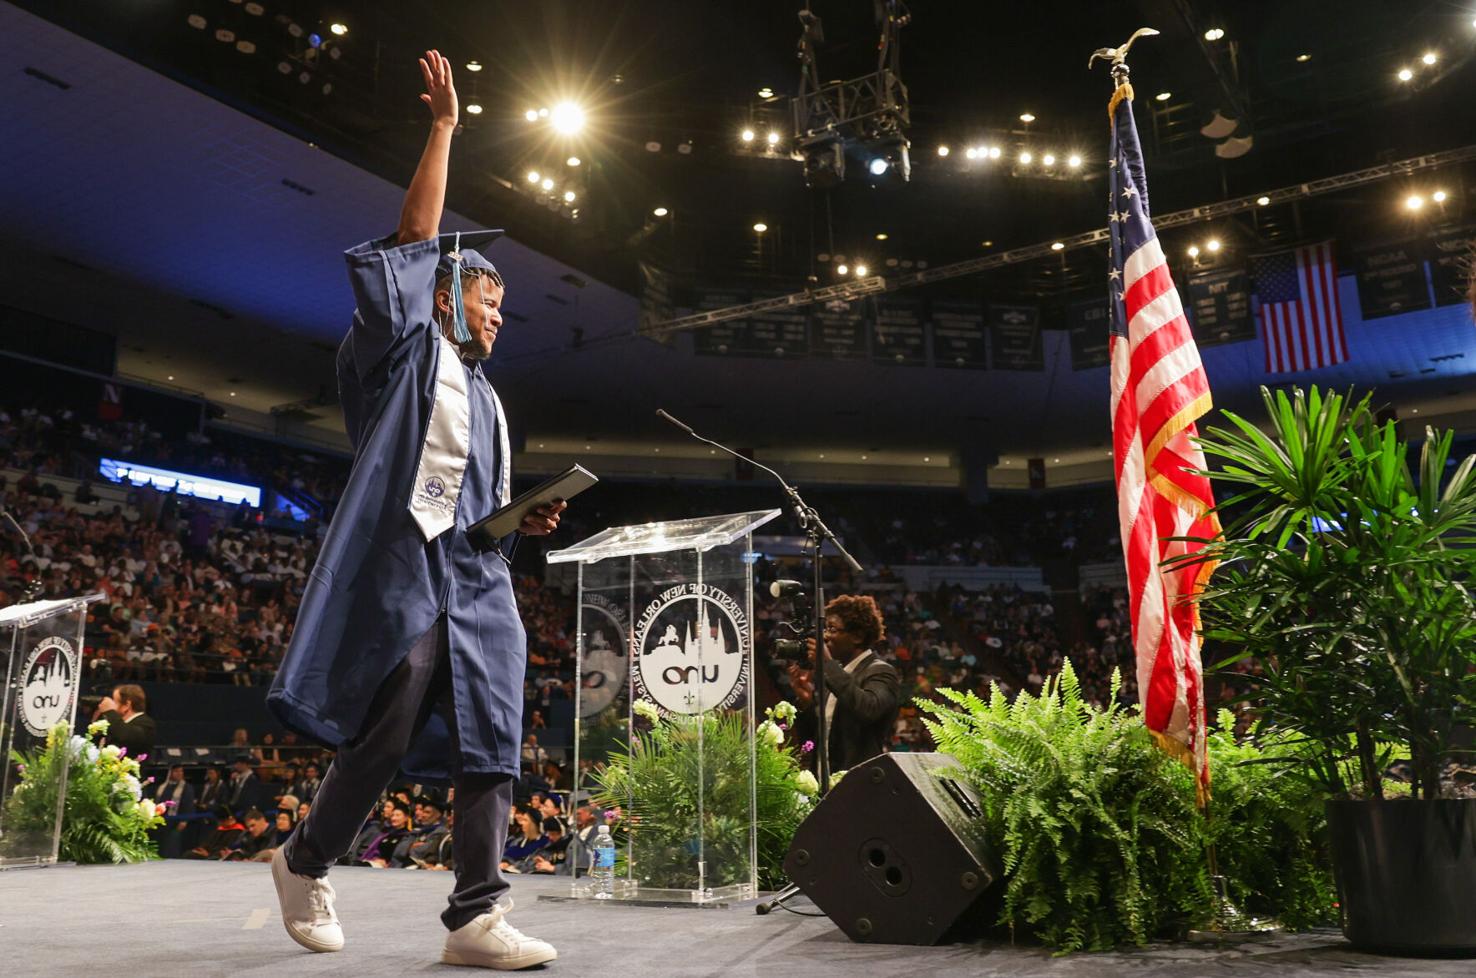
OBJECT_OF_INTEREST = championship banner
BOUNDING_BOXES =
[1353,240,1432,319]
[870,295,928,365]
[1427,227,1474,308]
[988,303,1044,371]
[691,289,751,356]
[810,298,870,359]
[745,304,810,358]
[1066,298,1111,370]
[1184,267,1254,346]
[930,298,990,369]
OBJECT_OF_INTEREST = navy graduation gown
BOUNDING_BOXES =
[268,235,526,781]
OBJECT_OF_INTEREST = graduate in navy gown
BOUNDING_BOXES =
[266,49,563,970]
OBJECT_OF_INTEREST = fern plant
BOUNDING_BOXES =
[918,662,1333,952]
[592,702,815,891]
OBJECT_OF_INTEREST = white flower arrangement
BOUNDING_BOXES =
[795,770,820,797]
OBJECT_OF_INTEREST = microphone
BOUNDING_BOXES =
[769,579,806,599]
[655,408,694,435]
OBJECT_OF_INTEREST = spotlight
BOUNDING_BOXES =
[1433,189,1448,203]
[937,145,950,157]
[215,28,236,43]
[1206,238,1222,252]
[1422,51,1438,66]
[527,170,540,183]
[836,263,849,275]
[541,177,555,191]
[758,86,774,98]
[1296,53,1312,63]
[965,147,979,160]
[524,109,539,122]
[467,61,483,72]
[1018,150,1033,165]
[1204,27,1225,41]
[188,14,207,29]
[677,141,693,155]
[987,145,1001,159]
[1398,67,1414,82]
[298,71,312,84]
[538,107,549,118]
[329,22,348,36]
[567,156,581,166]
[308,33,322,48]
[854,264,869,276]
[653,206,669,217]
[1405,193,1425,211]
[875,232,889,240]
[869,157,889,176]
[245,2,264,14]
[563,190,576,202]
[277,61,292,74]
[236,40,256,54]
[741,128,755,142]
[550,102,585,134]
[1257,195,1271,206]
[1188,244,1201,258]
[1155,91,1172,101]
[1019,112,1036,123]
[1042,153,1056,166]
[645,141,662,152]
[753,222,768,233]
[1067,153,1082,168]
[1050,242,1064,251]
[766,131,781,146]
[466,103,483,115]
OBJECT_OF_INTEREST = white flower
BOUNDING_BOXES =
[137,799,157,820]
[795,770,820,796]
[100,744,122,761]
[757,721,784,748]
[121,774,142,800]
[633,700,662,724]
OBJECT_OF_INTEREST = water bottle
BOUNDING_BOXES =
[591,824,616,899]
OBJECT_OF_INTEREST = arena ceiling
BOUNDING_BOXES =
[3,1,1476,487]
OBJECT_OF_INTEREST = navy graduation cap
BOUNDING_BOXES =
[436,229,504,344]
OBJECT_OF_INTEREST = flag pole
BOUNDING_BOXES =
[1091,29,1278,942]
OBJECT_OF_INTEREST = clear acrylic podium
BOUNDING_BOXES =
[547,510,780,904]
[0,594,104,868]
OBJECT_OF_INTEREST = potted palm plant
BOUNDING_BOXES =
[1178,385,1476,954]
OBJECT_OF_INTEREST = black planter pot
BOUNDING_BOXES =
[1327,798,1476,955]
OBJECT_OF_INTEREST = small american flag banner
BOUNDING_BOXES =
[1251,243,1348,374]
[1106,82,1220,802]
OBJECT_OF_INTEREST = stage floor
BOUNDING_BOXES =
[0,861,1470,977]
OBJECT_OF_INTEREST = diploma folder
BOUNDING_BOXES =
[467,463,598,550]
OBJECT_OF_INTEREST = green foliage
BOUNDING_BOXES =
[5,723,162,864]
[591,704,814,890]
[1177,386,1476,799]
[918,663,1334,952]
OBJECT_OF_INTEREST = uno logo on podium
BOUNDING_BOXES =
[632,582,749,715]
[20,636,79,738]
[578,592,629,718]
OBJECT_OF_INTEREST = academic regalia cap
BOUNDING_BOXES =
[435,229,505,281]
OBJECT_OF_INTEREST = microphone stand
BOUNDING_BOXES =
[1,505,43,603]
[656,409,862,916]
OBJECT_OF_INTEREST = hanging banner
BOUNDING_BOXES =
[1066,298,1110,370]
[930,299,989,369]
[810,298,870,359]
[1427,227,1474,308]
[1185,267,1254,346]
[744,304,810,357]
[691,289,750,356]
[1354,241,1431,319]
[989,304,1043,371]
[870,295,928,365]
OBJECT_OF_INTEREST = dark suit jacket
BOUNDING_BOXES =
[797,651,902,774]
[228,772,264,812]
[153,778,196,817]
[99,711,156,759]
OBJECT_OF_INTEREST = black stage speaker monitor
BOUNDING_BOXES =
[782,752,999,945]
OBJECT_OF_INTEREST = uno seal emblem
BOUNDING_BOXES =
[632,582,749,715]
[579,593,629,718]
[19,635,79,738]
[424,476,446,498]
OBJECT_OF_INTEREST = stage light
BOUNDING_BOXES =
[236,40,256,54]
[677,141,693,155]
[988,145,1002,159]
[1019,112,1035,123]
[308,32,322,48]
[1206,238,1222,252]
[1050,241,1064,251]
[854,264,869,276]
[753,222,768,233]
[1405,193,1425,211]
[1018,150,1033,165]
[1422,51,1438,66]
[1398,67,1414,82]
[466,103,483,115]
[538,107,549,118]
[298,71,312,85]
[653,206,669,217]
[1067,153,1082,168]
[566,156,581,166]
[1204,27,1225,41]
[215,28,236,43]
[1155,91,1171,101]
[167,375,175,381]
[836,263,849,275]
[869,157,889,176]
[937,145,950,157]
[1042,153,1056,166]
[329,22,347,36]
[277,61,291,74]
[1188,244,1201,258]
[875,232,889,240]
[965,147,979,159]
[1257,195,1271,206]
[741,128,755,142]
[1433,189,1448,202]
[1296,53,1312,63]
[758,87,774,98]
[524,109,539,122]
[981,240,993,247]
[541,177,555,191]
[766,130,780,146]
[230,391,237,397]
[645,141,662,152]
[244,3,264,14]
[527,170,540,183]
[563,190,576,202]
[467,61,483,72]
[550,101,585,134]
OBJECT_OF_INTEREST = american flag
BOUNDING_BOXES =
[1106,83,1220,802]
[1252,244,1348,374]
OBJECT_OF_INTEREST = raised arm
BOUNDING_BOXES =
[396,50,458,245]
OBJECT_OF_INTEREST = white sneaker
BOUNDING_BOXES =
[442,900,557,970]
[271,846,344,953]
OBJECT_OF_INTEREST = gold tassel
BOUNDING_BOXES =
[1108,80,1135,121]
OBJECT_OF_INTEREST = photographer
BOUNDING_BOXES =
[90,683,156,759]
[787,594,902,773]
